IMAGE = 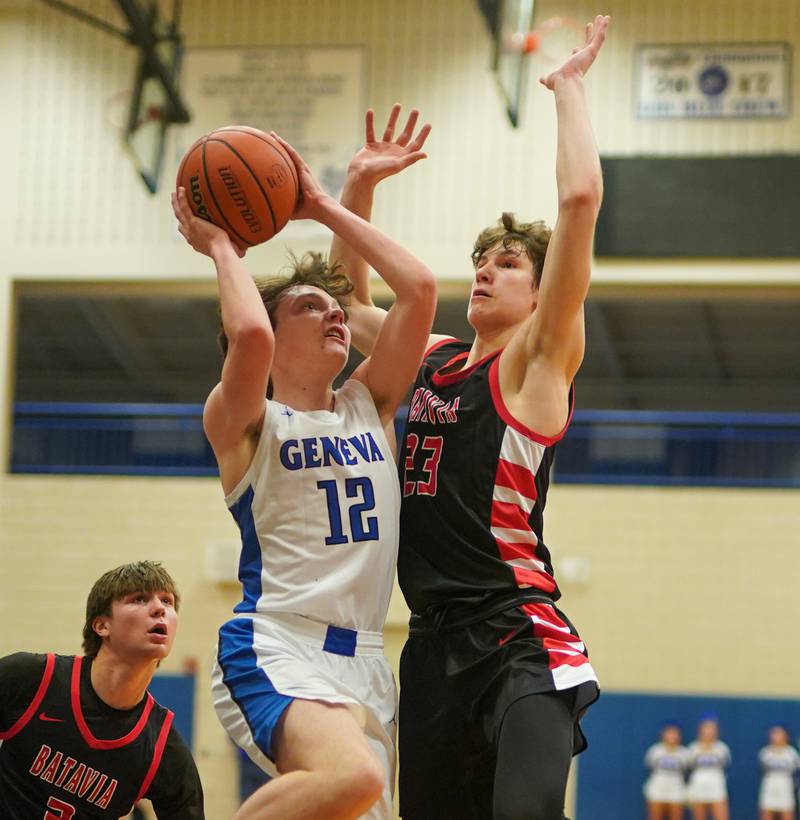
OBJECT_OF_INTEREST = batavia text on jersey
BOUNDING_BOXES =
[29,743,117,808]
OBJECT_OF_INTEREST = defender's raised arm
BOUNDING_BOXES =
[522,15,609,380]
[328,105,432,357]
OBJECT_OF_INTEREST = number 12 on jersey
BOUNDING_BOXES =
[317,477,379,546]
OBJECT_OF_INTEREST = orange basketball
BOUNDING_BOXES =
[176,126,299,247]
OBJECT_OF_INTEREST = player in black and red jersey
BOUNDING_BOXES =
[0,561,204,819]
[330,14,610,820]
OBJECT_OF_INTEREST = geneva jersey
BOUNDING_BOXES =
[226,379,400,632]
[0,653,204,819]
[399,340,571,614]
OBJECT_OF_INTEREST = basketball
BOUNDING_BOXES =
[176,126,299,247]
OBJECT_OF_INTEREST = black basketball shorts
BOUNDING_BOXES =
[398,598,599,819]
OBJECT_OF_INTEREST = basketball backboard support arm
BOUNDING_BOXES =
[36,0,189,121]
[36,0,191,193]
[115,0,190,126]
[119,1,190,192]
[38,0,133,41]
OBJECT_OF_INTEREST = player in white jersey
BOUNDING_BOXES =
[759,725,800,820]
[686,716,731,820]
[172,131,435,820]
[643,723,690,820]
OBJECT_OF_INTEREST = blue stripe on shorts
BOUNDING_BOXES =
[323,624,358,657]
[217,618,294,761]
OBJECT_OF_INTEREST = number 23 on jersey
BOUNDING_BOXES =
[403,434,443,497]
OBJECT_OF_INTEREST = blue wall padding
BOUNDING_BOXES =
[149,672,195,749]
[577,691,800,820]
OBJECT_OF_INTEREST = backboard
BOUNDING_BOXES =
[477,0,536,127]
[494,0,536,127]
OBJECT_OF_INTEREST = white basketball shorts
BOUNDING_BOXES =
[211,612,397,820]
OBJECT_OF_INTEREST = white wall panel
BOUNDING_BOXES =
[3,0,799,272]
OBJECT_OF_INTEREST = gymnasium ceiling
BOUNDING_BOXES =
[13,285,800,413]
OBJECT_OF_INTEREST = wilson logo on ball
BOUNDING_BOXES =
[218,166,262,233]
[189,175,211,221]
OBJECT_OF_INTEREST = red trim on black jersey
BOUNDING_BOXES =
[0,653,56,740]
[491,500,534,532]
[488,356,574,445]
[423,336,459,360]
[521,602,590,671]
[506,561,557,593]
[134,709,174,802]
[432,349,500,388]
[494,537,541,564]
[70,656,156,750]
[494,459,538,501]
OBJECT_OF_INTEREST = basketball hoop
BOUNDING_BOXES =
[492,6,584,127]
[506,16,584,62]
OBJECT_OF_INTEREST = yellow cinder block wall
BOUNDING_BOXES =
[2,475,797,817]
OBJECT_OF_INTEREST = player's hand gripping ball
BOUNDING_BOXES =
[176,126,299,247]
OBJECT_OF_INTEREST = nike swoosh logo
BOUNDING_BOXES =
[38,712,64,723]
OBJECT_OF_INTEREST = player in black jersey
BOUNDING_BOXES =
[0,561,204,819]
[330,14,610,820]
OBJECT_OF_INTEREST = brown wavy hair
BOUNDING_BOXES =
[472,212,552,289]
[217,252,353,357]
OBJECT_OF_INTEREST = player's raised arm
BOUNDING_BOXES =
[328,105,431,356]
[274,134,437,426]
[171,189,272,458]
[517,15,609,383]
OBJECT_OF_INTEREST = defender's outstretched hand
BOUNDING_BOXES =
[172,188,246,258]
[539,14,610,90]
[348,104,431,185]
[326,103,431,359]
[269,132,331,221]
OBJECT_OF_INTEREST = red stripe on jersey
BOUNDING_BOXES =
[494,537,537,563]
[0,653,56,740]
[423,336,459,360]
[512,566,557,593]
[491,500,536,533]
[71,656,156,749]
[523,603,589,671]
[135,710,174,802]
[542,639,590,668]
[488,357,575,445]
[433,350,499,388]
[522,602,569,629]
[422,336,459,361]
[492,446,555,593]
[495,458,538,501]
